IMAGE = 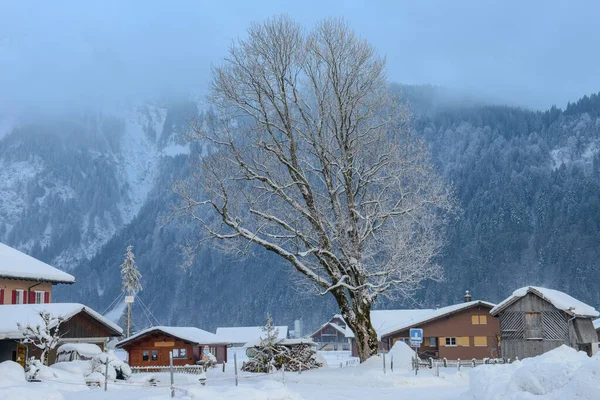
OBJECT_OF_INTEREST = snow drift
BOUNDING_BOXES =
[467,345,600,399]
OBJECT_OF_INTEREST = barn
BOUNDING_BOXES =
[490,286,599,359]
[117,326,231,366]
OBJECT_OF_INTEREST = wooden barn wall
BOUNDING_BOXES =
[499,292,598,359]
[61,312,118,338]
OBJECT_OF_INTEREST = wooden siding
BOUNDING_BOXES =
[381,304,500,360]
[498,292,599,359]
[121,331,228,366]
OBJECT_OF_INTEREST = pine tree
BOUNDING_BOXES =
[120,245,142,337]
[120,245,142,294]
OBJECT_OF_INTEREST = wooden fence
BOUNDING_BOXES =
[131,365,206,375]
[413,357,510,370]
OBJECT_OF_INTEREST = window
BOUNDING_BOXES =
[429,337,436,347]
[151,350,158,361]
[142,350,149,361]
[445,337,457,346]
[472,315,488,325]
[172,349,179,358]
[35,291,44,304]
[180,348,187,358]
[525,312,542,339]
[474,336,488,347]
[14,290,25,304]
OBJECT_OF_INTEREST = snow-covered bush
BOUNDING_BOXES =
[17,311,63,366]
[91,351,132,380]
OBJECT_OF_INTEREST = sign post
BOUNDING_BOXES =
[409,328,423,375]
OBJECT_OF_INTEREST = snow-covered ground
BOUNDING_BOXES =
[1,344,599,400]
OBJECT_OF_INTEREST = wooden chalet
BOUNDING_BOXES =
[0,303,123,366]
[117,326,231,366]
[380,297,500,360]
[310,314,350,351]
[490,286,599,359]
[0,242,75,305]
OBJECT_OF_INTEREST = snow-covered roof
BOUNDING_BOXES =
[344,309,434,339]
[215,326,288,344]
[310,321,347,337]
[0,303,122,340]
[243,336,317,348]
[117,326,231,347]
[0,242,75,284]
[57,343,102,358]
[380,301,496,338]
[490,286,599,318]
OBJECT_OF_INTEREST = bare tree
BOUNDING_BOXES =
[176,16,456,362]
[18,311,64,366]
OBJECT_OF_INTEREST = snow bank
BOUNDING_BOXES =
[467,345,600,399]
[387,341,415,371]
[186,381,302,399]
[0,361,25,387]
[0,387,64,400]
[56,343,102,359]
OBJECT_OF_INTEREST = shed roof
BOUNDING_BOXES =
[0,303,122,340]
[215,326,288,343]
[380,300,495,339]
[490,286,599,318]
[117,326,231,348]
[0,242,75,284]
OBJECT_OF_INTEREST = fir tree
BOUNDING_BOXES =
[120,245,142,295]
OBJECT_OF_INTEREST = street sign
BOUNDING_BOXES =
[409,328,423,346]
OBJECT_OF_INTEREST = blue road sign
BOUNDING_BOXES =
[409,328,423,346]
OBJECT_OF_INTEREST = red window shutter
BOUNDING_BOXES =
[12,290,17,304]
[0,288,4,304]
[44,292,50,303]
[29,291,35,304]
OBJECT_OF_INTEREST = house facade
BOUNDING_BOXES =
[117,326,231,366]
[381,300,500,360]
[0,303,123,366]
[0,243,75,304]
[310,314,350,350]
[490,286,599,359]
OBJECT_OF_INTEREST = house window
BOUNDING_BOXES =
[35,291,44,304]
[429,337,436,347]
[472,315,488,325]
[142,350,149,361]
[172,349,187,359]
[445,337,457,347]
[151,350,158,361]
[14,290,25,304]
[525,312,542,339]
[474,336,488,347]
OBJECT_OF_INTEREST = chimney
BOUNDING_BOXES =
[464,290,472,303]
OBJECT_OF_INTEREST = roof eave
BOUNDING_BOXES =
[0,275,75,284]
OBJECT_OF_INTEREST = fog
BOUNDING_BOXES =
[1,0,599,114]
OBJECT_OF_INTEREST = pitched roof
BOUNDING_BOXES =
[117,326,231,348]
[0,303,122,339]
[215,326,288,343]
[310,321,346,337]
[379,300,496,339]
[0,242,75,284]
[490,286,599,318]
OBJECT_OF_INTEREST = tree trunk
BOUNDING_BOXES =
[332,288,379,362]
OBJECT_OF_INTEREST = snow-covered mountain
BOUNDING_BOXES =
[2,90,600,334]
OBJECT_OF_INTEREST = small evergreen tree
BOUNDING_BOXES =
[120,245,142,295]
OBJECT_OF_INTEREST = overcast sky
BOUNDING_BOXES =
[1,0,599,113]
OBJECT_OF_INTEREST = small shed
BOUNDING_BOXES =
[490,286,599,359]
[117,326,231,366]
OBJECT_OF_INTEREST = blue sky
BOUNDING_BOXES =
[1,0,599,112]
